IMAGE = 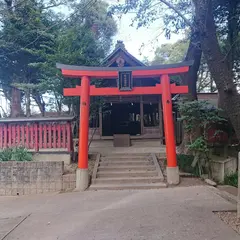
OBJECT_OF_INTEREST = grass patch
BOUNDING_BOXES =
[177,154,200,176]
[224,172,238,188]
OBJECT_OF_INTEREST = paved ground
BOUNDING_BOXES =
[0,186,239,240]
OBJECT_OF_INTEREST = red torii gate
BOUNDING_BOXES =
[57,62,192,190]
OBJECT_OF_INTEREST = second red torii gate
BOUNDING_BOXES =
[57,61,192,190]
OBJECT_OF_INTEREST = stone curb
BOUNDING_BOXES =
[208,186,238,205]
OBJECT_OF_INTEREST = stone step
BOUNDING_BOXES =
[92,176,163,184]
[101,156,150,161]
[101,155,150,159]
[89,182,167,190]
[97,171,159,178]
[101,153,150,157]
[100,161,153,166]
[98,166,157,171]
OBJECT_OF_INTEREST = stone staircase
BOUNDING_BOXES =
[89,153,166,190]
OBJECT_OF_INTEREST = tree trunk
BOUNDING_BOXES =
[238,156,240,220]
[25,89,31,117]
[179,30,202,153]
[10,87,22,117]
[193,0,240,141]
[32,93,45,116]
[183,30,202,100]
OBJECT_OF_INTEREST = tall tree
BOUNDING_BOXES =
[152,40,189,65]
[43,0,117,115]
[0,0,60,116]
[111,0,240,141]
[152,40,216,93]
[0,0,117,116]
[193,0,240,140]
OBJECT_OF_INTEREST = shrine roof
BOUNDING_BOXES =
[101,41,145,67]
[0,116,75,123]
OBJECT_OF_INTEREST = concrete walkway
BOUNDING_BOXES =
[0,186,239,240]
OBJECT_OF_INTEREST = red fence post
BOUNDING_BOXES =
[48,123,52,148]
[53,124,57,148]
[34,123,39,152]
[4,125,7,148]
[43,124,47,149]
[21,125,25,147]
[57,124,61,148]
[17,125,20,146]
[62,124,66,148]
[26,125,29,148]
[12,125,16,147]
[66,122,72,152]
[8,125,12,147]
[39,124,43,149]
[0,125,3,148]
[30,125,34,149]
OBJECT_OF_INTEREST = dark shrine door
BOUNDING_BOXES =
[102,103,141,136]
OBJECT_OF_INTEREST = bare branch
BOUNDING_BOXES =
[42,2,65,10]
[159,0,193,28]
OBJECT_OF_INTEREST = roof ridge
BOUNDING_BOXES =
[102,41,145,67]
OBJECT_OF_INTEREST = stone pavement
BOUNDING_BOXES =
[89,139,166,155]
[0,186,239,240]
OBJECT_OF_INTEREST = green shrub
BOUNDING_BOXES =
[0,148,13,161]
[0,147,32,162]
[177,154,200,176]
[224,172,238,187]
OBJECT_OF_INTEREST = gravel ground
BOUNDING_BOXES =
[215,211,240,235]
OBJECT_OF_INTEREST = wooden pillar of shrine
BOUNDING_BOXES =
[140,96,144,135]
[159,96,163,145]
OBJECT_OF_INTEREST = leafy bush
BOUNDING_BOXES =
[177,154,200,176]
[178,100,226,177]
[224,172,238,187]
[0,147,32,162]
[0,148,13,161]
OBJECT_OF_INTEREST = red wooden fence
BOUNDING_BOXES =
[0,117,74,152]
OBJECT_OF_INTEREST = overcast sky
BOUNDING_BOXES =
[57,0,183,61]
[107,1,182,61]
[113,15,182,61]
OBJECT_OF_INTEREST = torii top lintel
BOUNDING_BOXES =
[57,61,193,97]
[56,61,193,78]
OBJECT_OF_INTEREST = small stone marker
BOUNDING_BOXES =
[205,178,217,187]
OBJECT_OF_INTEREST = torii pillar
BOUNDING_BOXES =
[162,75,179,184]
[76,76,90,191]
